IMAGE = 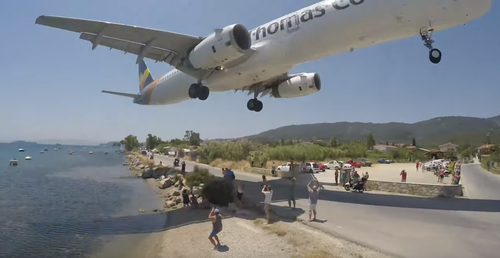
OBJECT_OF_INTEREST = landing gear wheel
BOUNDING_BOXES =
[198,86,210,101]
[254,100,263,112]
[429,48,442,64]
[420,27,442,65]
[188,84,200,99]
[247,98,263,112]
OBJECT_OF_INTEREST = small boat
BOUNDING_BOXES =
[18,148,25,152]
[68,151,75,155]
[25,156,32,160]
[89,151,93,154]
[44,147,49,151]
[40,151,44,154]
[104,151,109,155]
[54,148,59,151]
[9,159,18,166]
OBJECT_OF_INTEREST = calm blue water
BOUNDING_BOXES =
[0,143,165,258]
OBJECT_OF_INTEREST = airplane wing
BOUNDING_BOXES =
[35,15,209,79]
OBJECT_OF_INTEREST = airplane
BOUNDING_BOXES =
[36,0,492,112]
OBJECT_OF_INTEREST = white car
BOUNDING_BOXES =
[325,160,352,170]
[276,162,292,172]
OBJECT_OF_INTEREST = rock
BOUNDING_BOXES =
[170,189,181,196]
[158,178,173,189]
[174,181,180,187]
[141,169,153,179]
[192,186,202,195]
[166,201,176,207]
[175,197,182,204]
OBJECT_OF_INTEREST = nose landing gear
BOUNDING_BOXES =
[421,28,442,64]
[188,83,210,101]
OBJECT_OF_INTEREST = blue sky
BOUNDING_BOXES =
[1,0,499,145]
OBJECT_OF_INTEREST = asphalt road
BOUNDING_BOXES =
[154,155,500,258]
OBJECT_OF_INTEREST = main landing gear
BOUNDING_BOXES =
[247,84,264,112]
[420,28,441,64]
[247,98,263,112]
[188,83,210,101]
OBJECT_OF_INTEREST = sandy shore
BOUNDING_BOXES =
[119,153,394,258]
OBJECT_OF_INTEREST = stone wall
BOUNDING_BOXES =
[367,180,463,197]
[243,167,272,176]
[243,166,300,178]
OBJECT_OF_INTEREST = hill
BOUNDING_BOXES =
[243,115,500,147]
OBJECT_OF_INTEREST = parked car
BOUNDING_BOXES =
[310,161,326,172]
[325,160,351,170]
[378,158,394,164]
[300,162,321,173]
[346,160,362,168]
[325,160,342,169]
[359,159,373,167]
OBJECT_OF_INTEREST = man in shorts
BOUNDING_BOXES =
[287,177,296,209]
[307,179,321,222]
[208,207,223,250]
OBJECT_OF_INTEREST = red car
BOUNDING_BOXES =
[346,160,362,168]
[311,161,326,172]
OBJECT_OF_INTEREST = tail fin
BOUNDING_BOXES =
[138,60,154,92]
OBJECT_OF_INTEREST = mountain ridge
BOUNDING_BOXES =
[236,115,500,147]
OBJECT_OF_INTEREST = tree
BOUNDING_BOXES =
[366,133,375,150]
[183,130,201,146]
[412,138,417,147]
[120,135,140,151]
[146,134,162,150]
[329,137,339,147]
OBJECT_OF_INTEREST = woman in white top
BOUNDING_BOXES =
[261,185,273,224]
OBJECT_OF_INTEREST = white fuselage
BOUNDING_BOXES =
[144,0,491,105]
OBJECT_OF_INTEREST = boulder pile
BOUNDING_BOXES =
[125,154,179,179]
[161,175,210,209]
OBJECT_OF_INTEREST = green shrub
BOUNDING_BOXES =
[448,161,456,172]
[185,165,214,187]
[201,179,234,206]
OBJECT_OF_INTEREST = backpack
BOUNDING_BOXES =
[229,170,235,180]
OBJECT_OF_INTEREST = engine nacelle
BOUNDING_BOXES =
[271,73,321,98]
[188,24,251,69]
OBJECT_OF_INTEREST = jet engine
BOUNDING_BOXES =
[271,73,321,98]
[188,24,252,69]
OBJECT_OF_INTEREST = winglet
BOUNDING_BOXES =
[214,28,223,34]
[35,15,45,24]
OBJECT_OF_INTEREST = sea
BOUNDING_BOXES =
[0,143,166,258]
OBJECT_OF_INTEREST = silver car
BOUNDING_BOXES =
[302,162,321,173]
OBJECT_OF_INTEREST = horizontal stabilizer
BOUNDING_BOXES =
[101,90,140,98]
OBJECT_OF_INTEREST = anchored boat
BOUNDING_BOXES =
[9,159,18,166]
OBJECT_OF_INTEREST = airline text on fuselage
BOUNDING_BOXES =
[252,0,365,41]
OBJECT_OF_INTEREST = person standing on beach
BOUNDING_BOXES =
[208,207,223,250]
[307,179,321,222]
[261,185,273,224]
[237,182,245,207]
[334,168,339,185]
[287,177,296,209]
[271,162,276,177]
[181,161,186,174]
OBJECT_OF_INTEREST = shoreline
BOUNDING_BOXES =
[90,154,169,258]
